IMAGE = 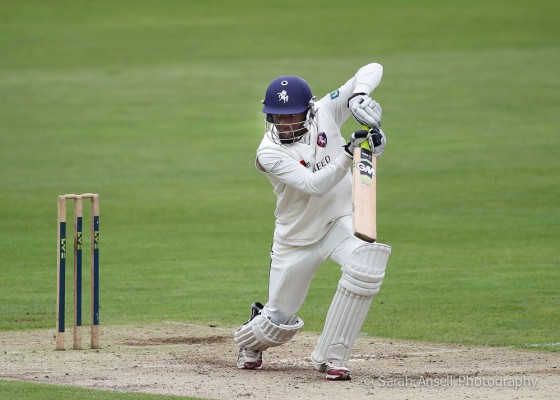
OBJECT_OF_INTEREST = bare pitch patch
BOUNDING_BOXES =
[123,335,229,346]
[1,323,558,400]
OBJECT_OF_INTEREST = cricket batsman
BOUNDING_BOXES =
[234,63,392,381]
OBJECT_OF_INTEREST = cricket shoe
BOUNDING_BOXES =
[325,360,351,381]
[237,348,263,370]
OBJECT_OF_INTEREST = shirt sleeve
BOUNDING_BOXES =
[319,63,384,127]
[257,149,352,197]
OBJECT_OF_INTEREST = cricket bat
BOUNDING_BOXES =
[352,125,377,242]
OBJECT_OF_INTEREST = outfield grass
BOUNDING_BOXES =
[0,380,202,400]
[1,1,559,396]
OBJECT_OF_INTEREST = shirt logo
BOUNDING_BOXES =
[278,90,289,103]
[330,89,340,99]
[317,132,327,148]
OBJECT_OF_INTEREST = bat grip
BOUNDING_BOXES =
[360,125,371,150]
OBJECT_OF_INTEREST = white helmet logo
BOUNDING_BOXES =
[278,90,289,103]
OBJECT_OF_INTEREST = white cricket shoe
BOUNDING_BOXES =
[325,360,351,381]
[237,348,263,370]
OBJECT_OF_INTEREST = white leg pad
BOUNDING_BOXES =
[234,313,304,351]
[312,243,391,367]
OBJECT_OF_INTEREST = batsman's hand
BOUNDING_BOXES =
[343,128,387,158]
[370,127,386,158]
[348,94,382,129]
[344,129,371,157]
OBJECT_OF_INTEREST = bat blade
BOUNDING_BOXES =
[352,131,377,243]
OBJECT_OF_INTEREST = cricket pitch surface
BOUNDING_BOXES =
[1,323,558,400]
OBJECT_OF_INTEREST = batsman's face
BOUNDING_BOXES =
[272,113,306,139]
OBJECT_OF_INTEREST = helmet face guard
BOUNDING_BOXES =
[262,75,316,145]
[264,108,315,145]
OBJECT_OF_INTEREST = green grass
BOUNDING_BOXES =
[1,0,559,397]
[0,381,202,400]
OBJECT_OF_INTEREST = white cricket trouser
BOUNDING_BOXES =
[265,215,364,325]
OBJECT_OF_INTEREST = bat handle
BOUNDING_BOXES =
[360,125,371,150]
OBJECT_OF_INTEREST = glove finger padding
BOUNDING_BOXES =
[350,129,370,141]
[369,128,386,158]
[349,96,382,129]
[353,109,378,129]
[364,101,382,125]
[344,129,372,157]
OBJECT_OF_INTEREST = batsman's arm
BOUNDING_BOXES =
[256,151,352,197]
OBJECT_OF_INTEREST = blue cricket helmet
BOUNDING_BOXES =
[262,75,313,115]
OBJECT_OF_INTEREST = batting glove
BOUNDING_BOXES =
[344,128,386,158]
[344,129,371,157]
[370,127,386,158]
[348,94,382,129]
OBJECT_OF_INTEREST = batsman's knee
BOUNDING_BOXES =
[341,242,391,296]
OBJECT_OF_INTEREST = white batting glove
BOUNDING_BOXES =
[370,127,386,158]
[348,95,382,129]
[344,129,371,157]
